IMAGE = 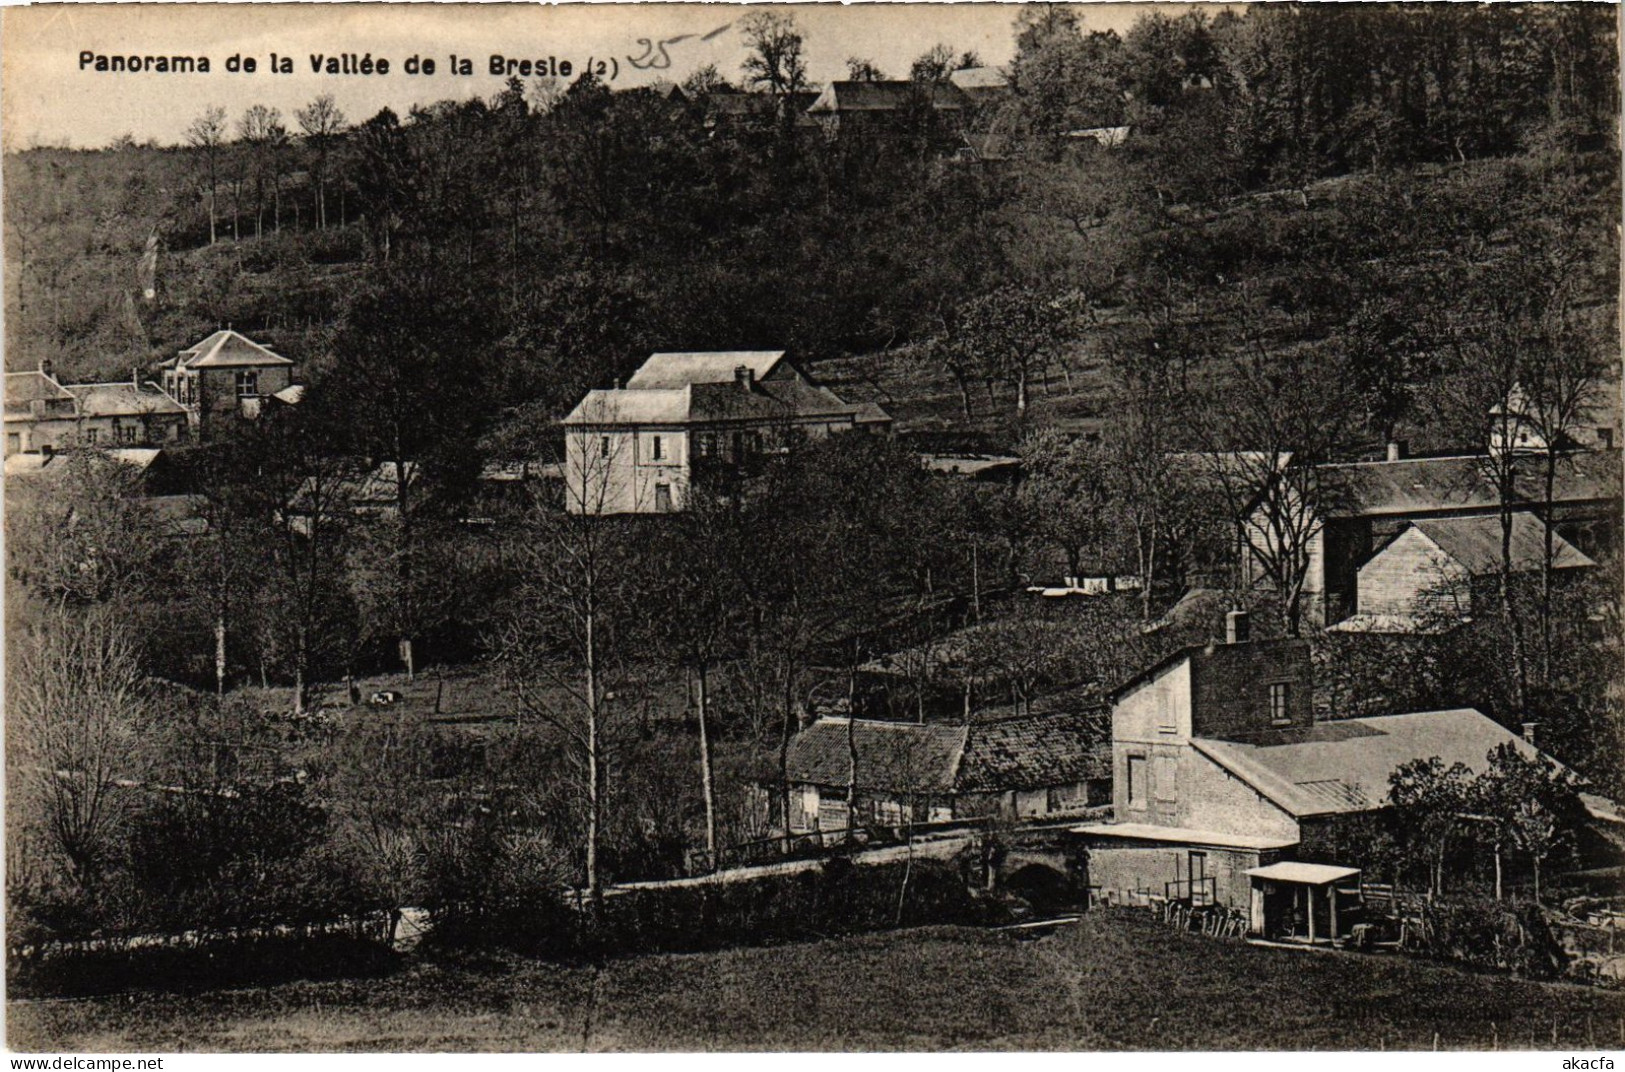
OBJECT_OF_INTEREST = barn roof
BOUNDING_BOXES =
[1407,513,1594,575]
[1192,709,1539,819]
[179,330,294,369]
[626,351,786,389]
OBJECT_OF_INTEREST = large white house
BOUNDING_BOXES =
[560,351,890,514]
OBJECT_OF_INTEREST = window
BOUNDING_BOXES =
[1157,691,1176,734]
[651,435,663,461]
[1126,755,1147,808]
[695,433,713,459]
[118,425,138,445]
[84,428,100,445]
[1269,682,1291,725]
[655,483,673,513]
[600,436,611,459]
[235,371,259,398]
[1154,756,1178,802]
[1599,428,1615,450]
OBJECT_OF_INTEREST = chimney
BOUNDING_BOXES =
[613,377,623,390]
[38,358,54,381]
[735,365,754,392]
[1225,609,1250,645]
[1386,440,1407,462]
[1522,722,1538,745]
[133,367,140,390]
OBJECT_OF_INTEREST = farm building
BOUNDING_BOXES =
[1333,512,1594,632]
[1075,611,1617,929]
[561,351,890,515]
[768,709,1110,833]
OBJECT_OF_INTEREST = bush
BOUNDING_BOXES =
[1405,897,1568,980]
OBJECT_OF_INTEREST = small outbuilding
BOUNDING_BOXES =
[1245,861,1361,944]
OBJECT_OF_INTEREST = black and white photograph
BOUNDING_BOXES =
[2,0,1623,1054]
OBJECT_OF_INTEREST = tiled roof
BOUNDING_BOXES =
[784,718,966,794]
[1192,709,1541,818]
[1409,512,1593,575]
[64,382,188,418]
[179,330,294,369]
[957,710,1110,792]
[807,81,968,114]
[625,351,786,389]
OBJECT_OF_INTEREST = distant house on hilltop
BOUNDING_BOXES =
[561,350,890,514]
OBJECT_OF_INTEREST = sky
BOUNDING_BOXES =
[0,2,1174,150]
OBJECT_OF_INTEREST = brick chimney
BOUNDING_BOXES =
[1225,609,1250,645]
[1522,722,1538,745]
[1386,440,1407,462]
[735,365,754,392]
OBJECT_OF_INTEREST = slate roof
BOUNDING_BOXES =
[1511,449,1621,504]
[807,81,968,114]
[625,351,786,389]
[1315,451,1621,519]
[178,330,294,369]
[782,710,1106,795]
[948,67,1008,93]
[5,370,74,412]
[1408,512,1594,574]
[64,382,188,418]
[1191,709,1540,819]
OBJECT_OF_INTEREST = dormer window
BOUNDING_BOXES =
[1269,682,1291,726]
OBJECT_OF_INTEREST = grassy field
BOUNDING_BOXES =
[12,911,1624,1052]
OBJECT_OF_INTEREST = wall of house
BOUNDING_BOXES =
[1178,747,1301,841]
[1113,659,1191,822]
[565,427,690,514]
[1356,529,1469,618]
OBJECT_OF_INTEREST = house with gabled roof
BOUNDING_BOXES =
[561,350,890,514]
[159,329,297,437]
[771,709,1109,833]
[805,81,969,143]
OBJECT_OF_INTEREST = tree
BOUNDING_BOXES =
[1472,743,1585,902]
[296,93,348,231]
[845,57,887,82]
[237,104,288,238]
[910,44,959,84]
[1018,429,1115,583]
[740,11,808,96]
[651,489,748,868]
[956,284,1080,424]
[185,106,228,245]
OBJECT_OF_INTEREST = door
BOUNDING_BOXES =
[654,483,673,513]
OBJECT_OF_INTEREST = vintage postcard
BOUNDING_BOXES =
[3,0,1623,1056]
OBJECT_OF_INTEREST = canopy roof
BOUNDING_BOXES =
[1246,862,1360,885]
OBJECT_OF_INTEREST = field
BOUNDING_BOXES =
[12,910,1624,1052]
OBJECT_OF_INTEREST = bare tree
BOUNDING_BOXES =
[8,607,151,888]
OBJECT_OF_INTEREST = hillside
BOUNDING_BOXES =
[12,911,1624,1051]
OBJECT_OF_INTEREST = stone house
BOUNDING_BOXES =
[5,365,189,456]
